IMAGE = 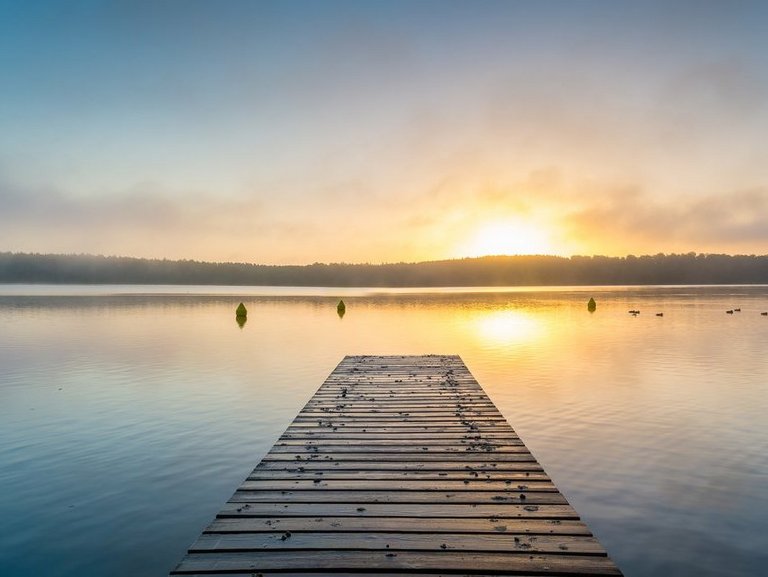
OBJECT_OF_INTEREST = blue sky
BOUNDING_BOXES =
[2,1,768,263]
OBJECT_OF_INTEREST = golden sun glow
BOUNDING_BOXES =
[460,220,554,257]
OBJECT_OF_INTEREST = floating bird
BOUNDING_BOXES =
[761,312,767,316]
[628,309,640,316]
[734,308,741,312]
[656,313,663,317]
[726,310,734,314]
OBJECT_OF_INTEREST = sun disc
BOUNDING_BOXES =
[463,220,552,257]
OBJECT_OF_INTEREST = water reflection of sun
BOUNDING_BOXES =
[473,310,543,346]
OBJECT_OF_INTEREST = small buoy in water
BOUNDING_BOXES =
[587,298,596,312]
[235,303,247,328]
[337,299,346,318]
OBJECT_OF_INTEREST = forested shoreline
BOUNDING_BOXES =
[1,252,768,286]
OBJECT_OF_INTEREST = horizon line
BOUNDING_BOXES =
[3,250,768,268]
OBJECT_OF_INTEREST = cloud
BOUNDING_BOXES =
[564,183,768,253]
[2,181,194,231]
[685,188,768,243]
[0,177,273,259]
[0,172,454,263]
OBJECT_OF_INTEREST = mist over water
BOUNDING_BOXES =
[1,285,767,576]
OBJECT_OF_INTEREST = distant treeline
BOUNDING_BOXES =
[2,252,768,286]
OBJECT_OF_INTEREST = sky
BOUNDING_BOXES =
[2,0,768,264]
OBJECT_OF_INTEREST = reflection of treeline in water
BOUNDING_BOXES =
[2,252,768,286]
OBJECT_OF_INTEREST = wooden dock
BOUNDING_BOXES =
[171,355,622,576]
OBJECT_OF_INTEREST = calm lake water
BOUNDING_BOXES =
[1,285,767,577]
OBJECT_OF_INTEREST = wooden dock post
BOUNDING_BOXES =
[170,355,623,576]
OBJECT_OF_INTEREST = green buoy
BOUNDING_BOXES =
[337,299,346,318]
[236,302,247,318]
[587,297,596,312]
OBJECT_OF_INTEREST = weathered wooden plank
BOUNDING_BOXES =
[328,375,473,380]
[230,490,568,505]
[316,383,481,387]
[278,432,521,440]
[303,400,499,405]
[322,372,474,375]
[218,502,579,518]
[304,391,484,396]
[171,551,622,575]
[304,397,497,403]
[307,401,490,405]
[253,461,545,471]
[286,425,511,432]
[190,532,606,555]
[317,395,488,401]
[324,374,476,377]
[261,453,536,462]
[238,480,557,491]
[310,391,489,396]
[287,427,513,434]
[289,424,509,430]
[274,440,525,452]
[287,422,509,427]
[298,401,496,406]
[205,517,590,535]
[174,573,559,577]
[302,407,500,412]
[310,401,491,405]
[276,438,524,446]
[291,417,508,423]
[306,395,495,400]
[297,412,505,418]
[247,470,552,481]
[309,387,485,392]
[304,400,497,404]
[268,445,530,453]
